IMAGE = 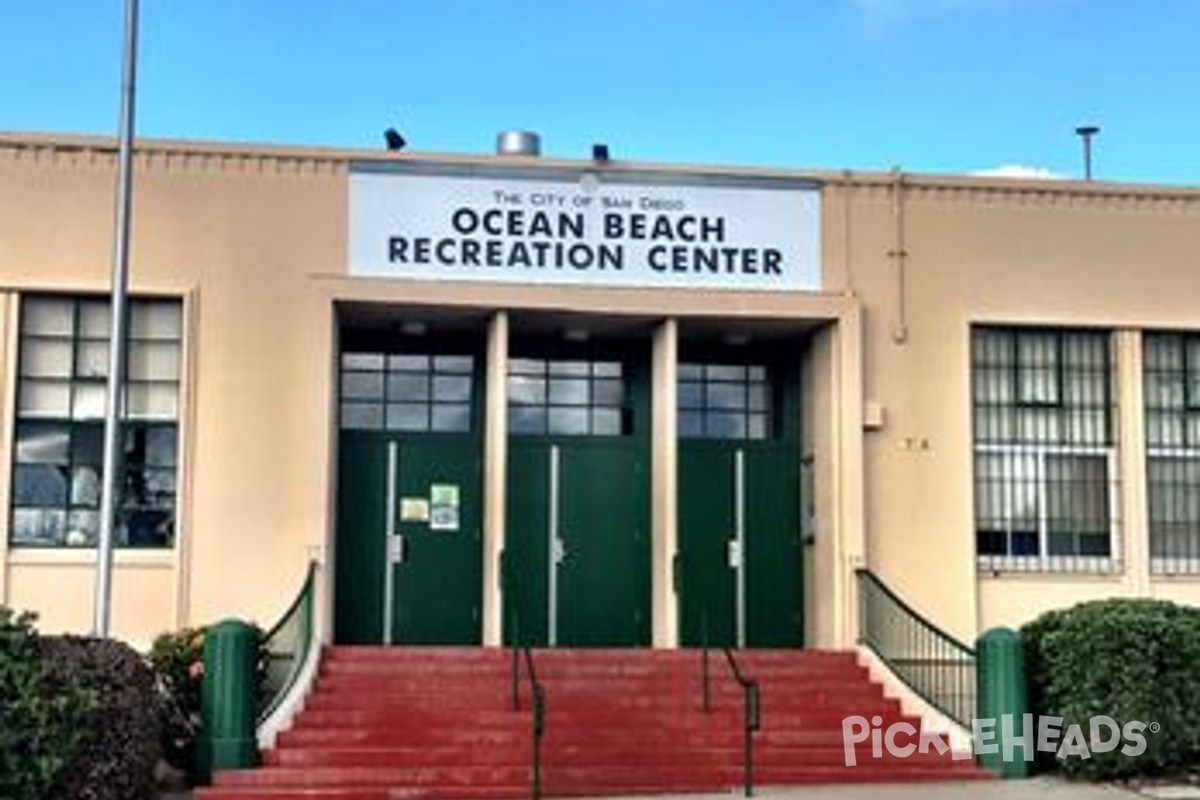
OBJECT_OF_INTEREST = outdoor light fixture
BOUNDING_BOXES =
[384,128,406,152]
[400,320,427,336]
[563,327,590,343]
[592,143,610,162]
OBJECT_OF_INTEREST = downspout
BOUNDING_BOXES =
[888,168,909,345]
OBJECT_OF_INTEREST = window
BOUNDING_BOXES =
[1143,333,1200,574]
[972,327,1119,571]
[12,296,182,548]
[678,363,771,440]
[507,358,626,436]
[340,353,474,433]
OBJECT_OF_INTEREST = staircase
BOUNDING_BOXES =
[196,647,989,800]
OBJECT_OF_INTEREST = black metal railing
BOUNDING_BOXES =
[508,608,545,800]
[856,568,975,727]
[700,611,761,798]
[257,560,317,724]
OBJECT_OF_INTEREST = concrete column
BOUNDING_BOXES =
[1116,329,1150,594]
[482,311,509,646]
[651,318,678,648]
[835,306,867,649]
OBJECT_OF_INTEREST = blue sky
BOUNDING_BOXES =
[2,1,1198,184]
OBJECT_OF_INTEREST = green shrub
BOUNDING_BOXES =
[149,626,207,773]
[1023,598,1200,780]
[0,607,94,800]
[42,636,163,800]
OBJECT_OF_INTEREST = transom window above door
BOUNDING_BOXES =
[340,353,475,433]
[507,358,627,436]
[678,363,772,440]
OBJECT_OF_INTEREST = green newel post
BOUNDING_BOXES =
[197,619,259,782]
[976,627,1032,779]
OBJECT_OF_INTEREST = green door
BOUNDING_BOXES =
[678,441,736,646]
[335,433,482,644]
[503,349,650,646]
[678,442,802,647]
[506,440,649,646]
[676,355,805,648]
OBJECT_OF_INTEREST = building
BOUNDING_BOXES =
[1,130,1198,656]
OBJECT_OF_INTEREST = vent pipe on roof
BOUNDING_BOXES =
[497,131,541,157]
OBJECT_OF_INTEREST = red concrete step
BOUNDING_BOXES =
[276,723,902,750]
[265,746,528,768]
[214,765,529,788]
[277,727,529,748]
[197,787,528,800]
[302,689,892,714]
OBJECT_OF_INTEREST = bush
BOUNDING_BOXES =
[0,607,94,800]
[1023,598,1200,780]
[149,626,207,773]
[41,636,163,800]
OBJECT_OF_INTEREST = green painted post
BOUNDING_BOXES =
[976,627,1032,779]
[197,619,259,782]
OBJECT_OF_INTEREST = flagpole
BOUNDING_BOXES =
[95,0,141,637]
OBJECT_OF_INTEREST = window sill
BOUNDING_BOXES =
[1150,559,1200,578]
[7,547,174,568]
[977,556,1123,577]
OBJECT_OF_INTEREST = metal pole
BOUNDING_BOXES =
[1075,125,1099,181]
[94,0,141,637]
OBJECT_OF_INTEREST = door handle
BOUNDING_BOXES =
[388,535,407,564]
[727,539,743,569]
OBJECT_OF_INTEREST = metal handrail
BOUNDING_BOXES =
[256,560,317,723]
[700,610,761,798]
[855,568,976,727]
[508,606,545,800]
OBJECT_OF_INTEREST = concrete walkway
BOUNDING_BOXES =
[571,779,1158,800]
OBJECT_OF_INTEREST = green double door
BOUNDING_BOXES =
[678,441,803,647]
[505,439,650,646]
[335,432,482,645]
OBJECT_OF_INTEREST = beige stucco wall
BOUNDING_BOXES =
[0,141,344,644]
[2,133,1199,651]
[826,175,1200,639]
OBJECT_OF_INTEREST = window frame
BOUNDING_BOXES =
[10,294,183,549]
[677,361,773,441]
[1143,331,1200,574]
[506,357,629,437]
[971,325,1120,573]
[339,351,477,434]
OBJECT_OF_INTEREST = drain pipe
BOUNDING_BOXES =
[888,168,909,345]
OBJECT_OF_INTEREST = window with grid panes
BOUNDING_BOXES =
[678,363,771,440]
[11,296,182,548]
[507,358,627,436]
[971,327,1119,571]
[340,353,475,433]
[1143,333,1200,574]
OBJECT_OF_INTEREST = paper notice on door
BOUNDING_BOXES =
[400,498,430,522]
[429,484,460,532]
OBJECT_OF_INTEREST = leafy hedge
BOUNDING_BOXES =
[0,608,164,800]
[0,608,94,800]
[149,626,207,775]
[41,636,163,800]
[1023,598,1200,780]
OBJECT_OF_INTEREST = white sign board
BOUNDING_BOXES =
[348,170,821,292]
